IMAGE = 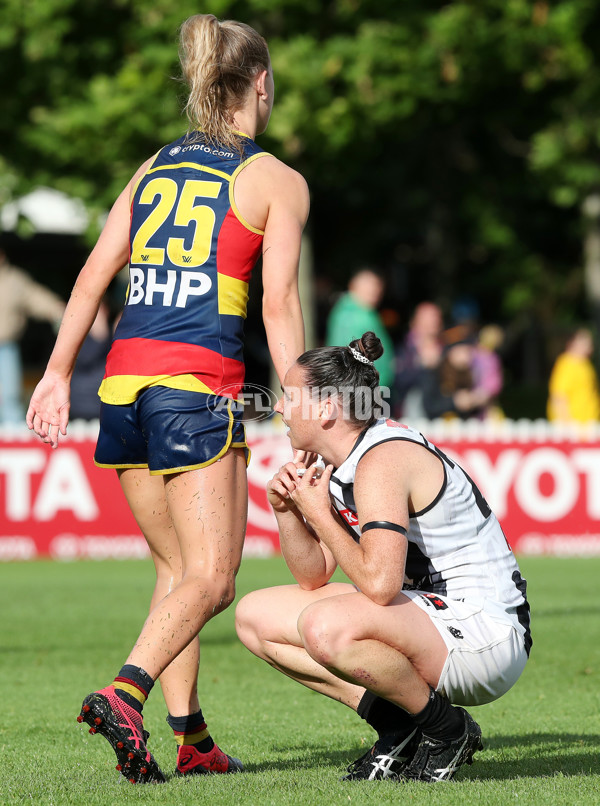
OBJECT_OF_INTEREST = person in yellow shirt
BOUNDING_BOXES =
[547,327,600,423]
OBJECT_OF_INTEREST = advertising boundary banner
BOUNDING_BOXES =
[2,420,600,560]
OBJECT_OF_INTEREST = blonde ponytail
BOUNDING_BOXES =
[179,14,270,153]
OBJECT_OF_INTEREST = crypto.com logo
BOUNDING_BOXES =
[208,384,279,423]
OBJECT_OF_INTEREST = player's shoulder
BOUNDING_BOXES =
[128,153,160,191]
[245,152,308,192]
[124,150,168,207]
[358,426,431,471]
[360,436,416,465]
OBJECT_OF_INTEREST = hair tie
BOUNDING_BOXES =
[349,346,374,365]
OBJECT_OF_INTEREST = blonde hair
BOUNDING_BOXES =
[179,14,270,153]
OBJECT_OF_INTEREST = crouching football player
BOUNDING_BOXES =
[235,332,531,783]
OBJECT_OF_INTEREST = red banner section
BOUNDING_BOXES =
[2,421,600,559]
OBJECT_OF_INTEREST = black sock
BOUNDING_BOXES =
[410,688,464,741]
[357,691,416,738]
[167,709,215,754]
[112,664,155,715]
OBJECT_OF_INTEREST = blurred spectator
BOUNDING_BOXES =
[0,248,65,424]
[472,324,505,420]
[420,338,487,420]
[447,295,480,343]
[547,327,600,423]
[69,300,112,421]
[325,267,395,389]
[394,301,444,418]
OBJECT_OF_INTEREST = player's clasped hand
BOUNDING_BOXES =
[289,463,334,528]
[266,460,331,517]
[266,462,303,512]
[292,449,319,468]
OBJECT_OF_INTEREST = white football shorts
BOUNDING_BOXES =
[405,590,528,706]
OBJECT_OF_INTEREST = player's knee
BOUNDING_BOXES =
[235,592,262,651]
[184,573,236,618]
[298,606,346,668]
[209,578,236,616]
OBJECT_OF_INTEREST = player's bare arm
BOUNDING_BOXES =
[262,163,309,383]
[235,156,309,383]
[269,462,337,589]
[290,448,412,606]
[26,159,153,447]
[349,440,445,602]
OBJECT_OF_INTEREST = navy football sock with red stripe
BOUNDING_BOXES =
[167,710,215,754]
[112,664,155,715]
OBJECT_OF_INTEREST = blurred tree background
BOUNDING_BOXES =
[2,0,600,416]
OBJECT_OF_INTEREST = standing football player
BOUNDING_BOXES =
[27,13,308,783]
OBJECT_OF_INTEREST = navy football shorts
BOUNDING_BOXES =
[94,386,249,474]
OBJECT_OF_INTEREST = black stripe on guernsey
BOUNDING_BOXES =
[361,521,408,536]
[345,425,372,461]
[331,474,356,511]
[404,541,448,595]
[512,569,533,656]
[433,444,455,468]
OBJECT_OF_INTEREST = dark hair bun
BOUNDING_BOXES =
[350,331,384,362]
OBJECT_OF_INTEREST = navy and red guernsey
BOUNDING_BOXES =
[99,133,269,405]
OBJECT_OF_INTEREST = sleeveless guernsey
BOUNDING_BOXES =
[99,133,269,404]
[329,418,532,654]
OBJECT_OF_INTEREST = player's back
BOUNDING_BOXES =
[101,133,269,405]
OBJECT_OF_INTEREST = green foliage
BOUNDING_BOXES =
[0,555,599,804]
[2,1,600,321]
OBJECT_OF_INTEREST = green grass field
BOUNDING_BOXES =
[0,555,598,805]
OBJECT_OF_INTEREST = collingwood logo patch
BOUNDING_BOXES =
[420,593,448,611]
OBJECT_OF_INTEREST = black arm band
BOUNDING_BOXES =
[361,520,408,536]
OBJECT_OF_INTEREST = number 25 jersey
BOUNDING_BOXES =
[99,133,269,405]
